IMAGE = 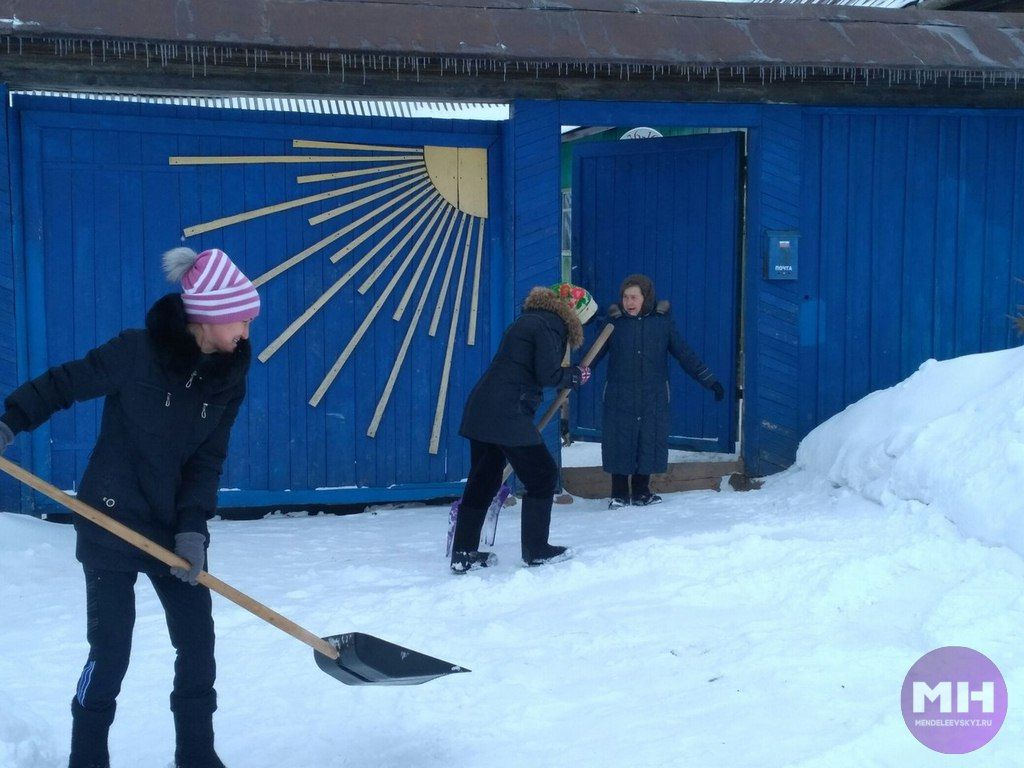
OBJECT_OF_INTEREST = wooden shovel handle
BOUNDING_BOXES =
[537,322,615,432]
[0,456,339,660]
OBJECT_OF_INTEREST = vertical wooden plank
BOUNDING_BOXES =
[956,116,986,356]
[0,87,22,511]
[792,110,821,445]
[844,115,873,406]
[980,117,1015,352]
[933,116,960,362]
[902,115,939,374]
[247,137,276,489]
[870,114,907,391]
[818,114,848,422]
[93,157,122,469]
[298,147,325,491]
[20,117,58,488]
[47,130,86,491]
[1011,121,1024,351]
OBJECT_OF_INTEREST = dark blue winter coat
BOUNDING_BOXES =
[460,287,584,447]
[1,294,249,573]
[594,301,717,475]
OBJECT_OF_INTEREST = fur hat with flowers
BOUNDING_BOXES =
[549,282,597,325]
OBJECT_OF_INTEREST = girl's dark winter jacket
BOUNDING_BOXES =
[595,301,717,475]
[459,287,584,447]
[1,294,249,572]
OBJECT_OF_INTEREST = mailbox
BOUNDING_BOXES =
[765,231,799,281]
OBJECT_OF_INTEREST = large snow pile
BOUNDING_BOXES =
[797,346,1024,555]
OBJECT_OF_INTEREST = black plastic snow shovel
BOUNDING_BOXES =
[0,456,468,686]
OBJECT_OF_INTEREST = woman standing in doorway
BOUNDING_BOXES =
[595,274,724,508]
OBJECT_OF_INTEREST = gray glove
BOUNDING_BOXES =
[0,420,13,454]
[170,532,207,585]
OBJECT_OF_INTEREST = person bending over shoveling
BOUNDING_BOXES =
[450,283,597,573]
[0,247,259,768]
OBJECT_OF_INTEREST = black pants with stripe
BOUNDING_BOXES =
[75,565,217,714]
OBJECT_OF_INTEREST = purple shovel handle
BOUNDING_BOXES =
[445,500,460,558]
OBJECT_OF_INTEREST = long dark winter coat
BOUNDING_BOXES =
[459,287,584,447]
[595,299,717,475]
[1,294,249,572]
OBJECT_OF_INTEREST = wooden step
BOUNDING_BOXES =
[561,458,751,499]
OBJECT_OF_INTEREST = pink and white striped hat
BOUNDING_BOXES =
[162,247,261,325]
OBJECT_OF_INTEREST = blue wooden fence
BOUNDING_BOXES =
[5,94,1024,513]
[2,94,505,512]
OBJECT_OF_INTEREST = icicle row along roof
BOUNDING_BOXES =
[3,0,1024,101]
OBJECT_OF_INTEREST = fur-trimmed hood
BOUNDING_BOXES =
[523,287,584,349]
[145,293,251,382]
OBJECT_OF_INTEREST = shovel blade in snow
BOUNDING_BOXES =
[481,483,511,547]
[314,632,470,686]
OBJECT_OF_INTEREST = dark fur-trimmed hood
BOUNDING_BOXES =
[145,293,251,382]
[523,287,584,349]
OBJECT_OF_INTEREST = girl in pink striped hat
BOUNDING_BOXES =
[0,245,259,767]
[164,246,261,354]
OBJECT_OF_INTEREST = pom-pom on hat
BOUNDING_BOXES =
[162,247,261,325]
[550,282,597,324]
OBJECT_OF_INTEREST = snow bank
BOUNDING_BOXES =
[797,346,1024,555]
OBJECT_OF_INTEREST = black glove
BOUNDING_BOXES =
[0,419,13,454]
[170,532,207,585]
[711,382,725,402]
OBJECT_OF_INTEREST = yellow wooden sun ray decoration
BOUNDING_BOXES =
[169,138,490,451]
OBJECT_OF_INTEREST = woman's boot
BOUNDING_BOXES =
[172,693,226,768]
[521,496,571,566]
[68,698,115,768]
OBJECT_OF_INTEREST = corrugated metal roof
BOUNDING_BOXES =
[2,0,1021,71]
[3,0,1024,97]
[9,89,509,120]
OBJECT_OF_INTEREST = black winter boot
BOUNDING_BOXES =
[520,496,571,565]
[69,697,115,768]
[523,543,573,566]
[450,550,497,574]
[172,693,226,768]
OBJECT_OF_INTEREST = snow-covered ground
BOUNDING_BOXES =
[2,347,1023,767]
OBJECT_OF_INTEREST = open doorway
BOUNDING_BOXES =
[558,125,749,496]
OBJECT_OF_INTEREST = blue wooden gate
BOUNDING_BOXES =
[4,95,505,512]
[571,133,741,453]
